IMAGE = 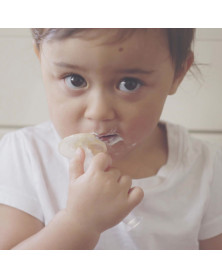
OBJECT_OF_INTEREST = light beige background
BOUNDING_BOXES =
[0,28,222,146]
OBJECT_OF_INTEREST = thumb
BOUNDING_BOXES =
[69,147,85,180]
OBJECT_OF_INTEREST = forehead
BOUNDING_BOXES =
[41,29,170,70]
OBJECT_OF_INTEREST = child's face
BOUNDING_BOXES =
[38,29,190,160]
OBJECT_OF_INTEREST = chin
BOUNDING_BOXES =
[107,140,137,161]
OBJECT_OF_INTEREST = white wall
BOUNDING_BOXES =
[0,28,48,137]
[0,28,222,146]
[161,28,222,146]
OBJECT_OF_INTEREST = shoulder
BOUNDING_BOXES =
[0,121,62,168]
[16,121,58,142]
[1,121,53,140]
[166,121,221,164]
[0,121,59,151]
[163,121,222,186]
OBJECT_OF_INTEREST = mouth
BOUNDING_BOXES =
[92,133,123,146]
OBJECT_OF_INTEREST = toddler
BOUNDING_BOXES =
[0,28,222,249]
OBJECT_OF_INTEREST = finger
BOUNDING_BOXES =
[88,152,112,172]
[69,147,85,180]
[127,187,144,209]
[108,168,121,181]
[119,175,132,188]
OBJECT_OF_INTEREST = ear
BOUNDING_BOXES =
[168,51,194,95]
[33,40,41,61]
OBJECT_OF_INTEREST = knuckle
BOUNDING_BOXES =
[111,168,121,176]
[97,152,109,160]
[121,175,132,185]
[94,152,111,164]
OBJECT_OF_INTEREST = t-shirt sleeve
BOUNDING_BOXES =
[198,147,222,240]
[0,131,44,223]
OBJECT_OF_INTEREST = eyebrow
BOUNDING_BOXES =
[53,62,88,71]
[116,68,155,75]
[53,62,154,75]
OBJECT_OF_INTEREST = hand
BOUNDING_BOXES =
[65,148,144,234]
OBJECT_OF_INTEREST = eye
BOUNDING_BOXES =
[64,74,87,90]
[118,77,142,93]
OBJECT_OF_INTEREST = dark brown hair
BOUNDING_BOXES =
[31,28,195,74]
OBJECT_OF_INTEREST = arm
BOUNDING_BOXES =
[12,209,100,250]
[199,233,222,250]
[0,204,44,249]
[0,204,98,250]
[0,150,143,250]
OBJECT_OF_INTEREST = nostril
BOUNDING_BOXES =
[84,92,116,121]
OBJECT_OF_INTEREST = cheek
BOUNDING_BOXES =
[124,101,165,143]
[47,95,83,137]
[127,114,155,142]
[41,69,83,137]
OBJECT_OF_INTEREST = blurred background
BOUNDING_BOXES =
[0,28,222,146]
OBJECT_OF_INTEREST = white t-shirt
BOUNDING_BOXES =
[0,121,222,250]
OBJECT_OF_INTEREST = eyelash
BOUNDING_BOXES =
[117,77,145,93]
[61,73,145,93]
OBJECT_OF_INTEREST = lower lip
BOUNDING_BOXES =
[98,134,123,146]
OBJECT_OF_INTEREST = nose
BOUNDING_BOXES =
[84,91,115,122]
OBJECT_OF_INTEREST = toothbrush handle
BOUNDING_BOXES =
[122,213,142,231]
